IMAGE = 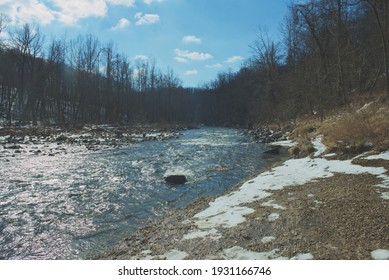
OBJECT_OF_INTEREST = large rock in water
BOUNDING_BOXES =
[165,175,187,185]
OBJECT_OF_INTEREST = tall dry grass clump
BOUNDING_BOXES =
[320,97,389,154]
[287,118,319,157]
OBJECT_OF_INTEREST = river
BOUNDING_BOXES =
[0,127,282,259]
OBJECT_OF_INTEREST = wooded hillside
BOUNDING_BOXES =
[208,0,389,126]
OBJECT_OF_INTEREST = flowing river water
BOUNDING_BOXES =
[0,127,282,259]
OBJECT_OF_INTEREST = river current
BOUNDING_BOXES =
[0,127,280,259]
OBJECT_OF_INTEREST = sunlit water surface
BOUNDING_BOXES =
[0,127,280,259]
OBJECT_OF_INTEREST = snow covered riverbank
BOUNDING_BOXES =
[100,138,389,260]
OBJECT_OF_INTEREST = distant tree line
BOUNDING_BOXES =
[1,0,388,127]
[206,0,389,126]
[0,19,213,126]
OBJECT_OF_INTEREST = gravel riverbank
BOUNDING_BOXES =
[97,144,389,260]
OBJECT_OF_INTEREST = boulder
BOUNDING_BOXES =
[165,175,187,185]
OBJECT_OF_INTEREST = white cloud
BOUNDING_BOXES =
[135,12,160,26]
[0,0,137,26]
[174,48,213,61]
[225,55,244,64]
[184,69,198,76]
[174,57,188,63]
[52,0,108,25]
[134,54,149,61]
[111,18,130,30]
[108,0,135,7]
[143,0,163,5]
[206,63,223,69]
[132,67,145,78]
[182,35,201,44]
[0,0,56,25]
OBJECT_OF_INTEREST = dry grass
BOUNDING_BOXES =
[320,99,389,153]
[289,135,316,157]
[273,93,389,156]
[273,117,319,157]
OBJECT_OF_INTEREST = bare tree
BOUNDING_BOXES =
[68,34,101,123]
[364,0,389,95]
[46,37,67,123]
[250,27,282,106]
[10,23,45,125]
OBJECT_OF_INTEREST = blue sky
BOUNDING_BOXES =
[0,0,291,87]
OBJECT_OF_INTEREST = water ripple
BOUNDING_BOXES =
[0,127,278,259]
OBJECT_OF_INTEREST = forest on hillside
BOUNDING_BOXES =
[0,0,388,127]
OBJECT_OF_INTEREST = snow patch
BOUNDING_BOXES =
[220,246,313,260]
[364,151,389,161]
[131,249,188,260]
[267,213,280,222]
[191,152,389,231]
[312,135,326,156]
[221,246,284,260]
[261,236,276,244]
[376,174,389,190]
[371,249,389,260]
[261,200,286,210]
[270,140,297,148]
[183,229,222,240]
[195,206,255,229]
[324,153,337,157]
[161,249,189,260]
[290,253,314,260]
[380,192,389,200]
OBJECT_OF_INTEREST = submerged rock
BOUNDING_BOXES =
[165,175,188,185]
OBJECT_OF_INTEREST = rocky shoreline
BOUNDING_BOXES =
[0,124,288,159]
[244,126,289,144]
[0,124,183,158]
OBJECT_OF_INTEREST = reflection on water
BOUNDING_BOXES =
[0,127,278,259]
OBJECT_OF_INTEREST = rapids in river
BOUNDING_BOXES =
[0,127,282,259]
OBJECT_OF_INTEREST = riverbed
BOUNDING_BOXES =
[0,127,282,259]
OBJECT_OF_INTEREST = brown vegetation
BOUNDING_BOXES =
[275,92,389,157]
[321,96,389,153]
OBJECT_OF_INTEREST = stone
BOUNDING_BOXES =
[165,175,187,185]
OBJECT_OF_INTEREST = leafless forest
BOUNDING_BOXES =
[0,0,388,127]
